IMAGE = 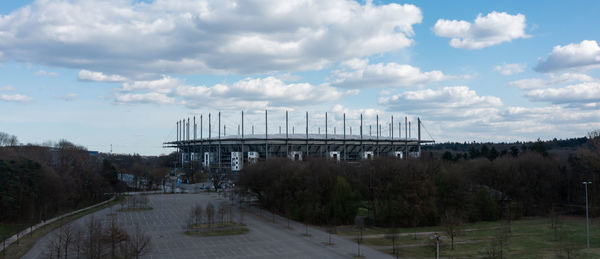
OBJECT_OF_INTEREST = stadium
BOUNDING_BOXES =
[163,111,435,172]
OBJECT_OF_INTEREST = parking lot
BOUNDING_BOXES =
[23,193,390,259]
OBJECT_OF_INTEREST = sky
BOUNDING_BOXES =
[1,0,600,155]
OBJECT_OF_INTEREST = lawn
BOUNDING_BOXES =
[338,217,600,258]
[185,223,249,237]
[185,227,249,237]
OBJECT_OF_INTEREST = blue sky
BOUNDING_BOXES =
[1,0,600,155]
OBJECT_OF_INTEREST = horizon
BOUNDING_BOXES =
[2,0,600,156]
[3,131,589,158]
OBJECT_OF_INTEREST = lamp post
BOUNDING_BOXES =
[583,181,592,252]
[430,233,446,259]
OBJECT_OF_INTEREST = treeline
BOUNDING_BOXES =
[237,134,600,228]
[0,134,169,225]
[107,153,173,190]
[0,141,119,223]
[440,140,550,161]
[426,137,588,153]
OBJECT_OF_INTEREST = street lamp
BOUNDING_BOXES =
[583,181,592,252]
[430,233,446,259]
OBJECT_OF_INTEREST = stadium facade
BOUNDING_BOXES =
[163,111,434,172]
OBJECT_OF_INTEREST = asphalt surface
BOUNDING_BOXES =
[23,193,391,259]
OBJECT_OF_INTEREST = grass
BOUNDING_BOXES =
[323,241,335,246]
[116,207,153,212]
[188,222,246,229]
[185,222,248,237]
[340,217,600,258]
[0,196,123,259]
[185,227,248,237]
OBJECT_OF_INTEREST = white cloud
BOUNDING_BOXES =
[378,86,504,136]
[375,86,508,141]
[497,105,600,135]
[509,73,595,89]
[374,86,600,142]
[1,94,32,102]
[433,11,528,49]
[0,85,15,91]
[504,105,600,123]
[0,0,422,76]
[331,58,452,88]
[379,86,502,110]
[177,77,352,108]
[494,63,525,75]
[525,82,600,105]
[78,70,127,82]
[54,93,77,101]
[114,76,350,109]
[115,92,176,105]
[534,40,600,72]
[121,76,181,94]
[275,73,301,82]
[331,104,383,120]
[509,78,546,89]
[35,70,58,76]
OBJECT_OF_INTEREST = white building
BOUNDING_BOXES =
[289,151,303,161]
[231,152,243,172]
[329,151,341,161]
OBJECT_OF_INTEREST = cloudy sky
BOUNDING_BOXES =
[1,0,600,155]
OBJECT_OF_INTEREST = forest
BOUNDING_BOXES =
[2,130,600,232]
[237,131,600,228]
[0,132,170,226]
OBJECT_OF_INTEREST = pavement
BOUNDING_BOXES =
[23,193,392,259]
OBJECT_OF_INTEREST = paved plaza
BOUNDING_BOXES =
[24,193,391,258]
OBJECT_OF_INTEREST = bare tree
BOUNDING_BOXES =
[102,217,129,259]
[486,222,511,259]
[45,235,62,259]
[187,204,204,228]
[588,129,600,142]
[559,240,577,259]
[218,203,226,225]
[187,208,197,229]
[124,225,151,259]
[122,195,151,210]
[194,204,203,225]
[61,224,74,259]
[206,203,215,227]
[386,227,398,257]
[138,195,149,209]
[129,196,137,209]
[227,205,234,224]
[207,168,227,191]
[119,197,126,210]
[549,206,564,241]
[70,226,83,259]
[442,213,463,250]
[82,216,105,259]
[46,224,75,259]
[239,208,244,225]
[0,132,18,147]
